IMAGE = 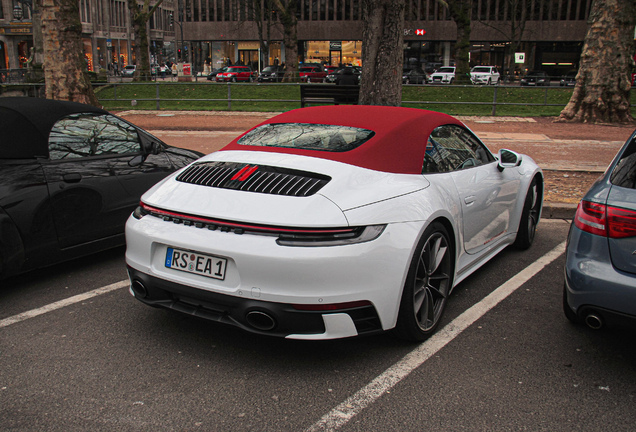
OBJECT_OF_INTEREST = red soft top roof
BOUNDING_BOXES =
[220,105,464,174]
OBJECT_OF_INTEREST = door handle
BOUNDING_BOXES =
[464,195,476,205]
[63,173,82,183]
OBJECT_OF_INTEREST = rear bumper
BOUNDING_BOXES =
[564,226,636,328]
[125,213,421,339]
[127,266,383,339]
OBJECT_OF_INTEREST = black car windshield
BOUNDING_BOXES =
[237,123,375,152]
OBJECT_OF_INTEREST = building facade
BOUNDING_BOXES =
[180,0,593,77]
[1,0,598,80]
[0,0,176,77]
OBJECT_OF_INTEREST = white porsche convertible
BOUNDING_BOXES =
[125,106,543,341]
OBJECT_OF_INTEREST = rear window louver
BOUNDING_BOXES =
[176,161,331,197]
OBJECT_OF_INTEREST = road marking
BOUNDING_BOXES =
[307,241,566,432]
[0,280,128,329]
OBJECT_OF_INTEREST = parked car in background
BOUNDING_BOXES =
[122,65,136,77]
[258,65,284,82]
[430,66,456,84]
[402,68,429,84]
[560,70,577,86]
[216,66,256,82]
[564,129,636,331]
[470,66,500,85]
[520,70,549,86]
[0,97,203,280]
[126,105,543,341]
[207,67,228,81]
[299,66,327,83]
[326,67,361,84]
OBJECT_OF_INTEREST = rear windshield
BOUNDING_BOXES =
[611,137,636,189]
[237,123,375,152]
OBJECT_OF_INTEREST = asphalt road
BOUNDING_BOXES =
[2,220,635,431]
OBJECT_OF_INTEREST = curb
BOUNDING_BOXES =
[543,203,577,220]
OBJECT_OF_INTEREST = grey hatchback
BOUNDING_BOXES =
[564,129,636,330]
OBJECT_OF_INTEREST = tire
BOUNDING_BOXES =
[513,176,542,249]
[563,284,580,324]
[487,78,492,85]
[307,77,312,83]
[394,222,453,341]
[231,77,237,83]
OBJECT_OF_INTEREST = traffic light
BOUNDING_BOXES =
[169,13,174,26]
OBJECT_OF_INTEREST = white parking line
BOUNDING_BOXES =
[307,241,566,432]
[0,280,128,329]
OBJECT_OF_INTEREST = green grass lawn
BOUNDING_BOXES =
[95,82,634,117]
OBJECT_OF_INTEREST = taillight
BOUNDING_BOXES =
[607,206,636,238]
[574,201,606,236]
[574,200,636,238]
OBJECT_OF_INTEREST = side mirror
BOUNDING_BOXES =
[497,149,522,172]
[129,154,145,167]
[141,141,162,155]
[140,138,162,155]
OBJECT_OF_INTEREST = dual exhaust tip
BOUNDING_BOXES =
[131,279,277,332]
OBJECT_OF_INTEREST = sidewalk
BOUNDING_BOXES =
[117,111,636,219]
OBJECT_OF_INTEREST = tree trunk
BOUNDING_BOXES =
[359,0,405,106]
[446,0,472,85]
[129,0,164,82]
[40,0,99,105]
[273,0,299,82]
[253,0,272,68]
[558,0,636,124]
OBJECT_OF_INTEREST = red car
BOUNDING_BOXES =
[215,66,256,82]
[299,66,327,83]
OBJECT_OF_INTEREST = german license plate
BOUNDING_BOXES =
[165,247,227,280]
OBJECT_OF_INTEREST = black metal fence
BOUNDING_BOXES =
[1,80,634,116]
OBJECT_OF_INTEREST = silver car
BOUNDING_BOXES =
[564,129,636,330]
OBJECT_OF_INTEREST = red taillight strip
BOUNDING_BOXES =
[140,202,354,235]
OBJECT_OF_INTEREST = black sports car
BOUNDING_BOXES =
[0,97,202,279]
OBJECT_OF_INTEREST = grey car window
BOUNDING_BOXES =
[49,114,141,160]
[423,125,492,174]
